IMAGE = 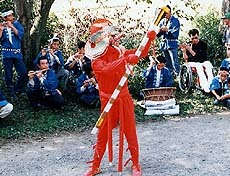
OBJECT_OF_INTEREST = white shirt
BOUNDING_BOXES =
[155,68,161,87]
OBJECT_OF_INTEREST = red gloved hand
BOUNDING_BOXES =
[147,30,156,40]
[127,54,139,65]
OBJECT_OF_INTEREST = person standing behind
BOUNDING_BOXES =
[76,63,99,107]
[143,55,173,88]
[0,89,13,118]
[64,41,91,79]
[221,12,230,47]
[180,29,214,93]
[157,5,180,77]
[220,44,230,72]
[220,12,230,74]
[0,9,27,97]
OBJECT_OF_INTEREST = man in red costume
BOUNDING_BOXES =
[83,18,156,176]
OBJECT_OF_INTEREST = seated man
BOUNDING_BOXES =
[180,28,213,93]
[143,55,173,88]
[209,67,230,108]
[0,90,13,118]
[64,41,91,78]
[76,63,99,107]
[27,55,64,109]
[33,35,69,91]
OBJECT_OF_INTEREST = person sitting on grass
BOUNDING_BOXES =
[143,55,173,88]
[64,41,91,78]
[27,55,64,109]
[209,66,230,108]
[0,90,13,118]
[76,63,100,108]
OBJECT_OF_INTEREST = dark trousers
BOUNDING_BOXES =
[2,57,27,93]
[27,90,64,109]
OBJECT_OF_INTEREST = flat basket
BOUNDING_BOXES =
[141,87,176,101]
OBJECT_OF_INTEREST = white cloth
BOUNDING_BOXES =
[188,61,214,93]
[7,27,12,44]
[155,69,161,87]
[145,98,176,107]
[0,103,13,118]
[145,105,179,115]
[146,104,176,110]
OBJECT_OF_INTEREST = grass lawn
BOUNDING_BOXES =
[0,86,227,139]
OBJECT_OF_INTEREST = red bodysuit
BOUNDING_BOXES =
[83,18,156,175]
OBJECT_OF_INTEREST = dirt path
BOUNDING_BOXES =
[1,112,230,176]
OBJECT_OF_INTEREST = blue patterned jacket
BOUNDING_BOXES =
[143,65,173,88]
[157,15,180,51]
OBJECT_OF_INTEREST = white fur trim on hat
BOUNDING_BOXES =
[1,10,13,17]
[85,36,109,60]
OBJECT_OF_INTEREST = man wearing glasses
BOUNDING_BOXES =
[180,28,214,93]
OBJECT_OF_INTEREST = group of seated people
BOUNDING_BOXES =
[27,37,100,109]
[0,36,100,116]
[142,28,230,109]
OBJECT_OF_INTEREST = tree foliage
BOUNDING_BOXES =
[193,9,225,67]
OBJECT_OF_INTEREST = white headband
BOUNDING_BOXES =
[1,10,13,18]
[48,37,60,44]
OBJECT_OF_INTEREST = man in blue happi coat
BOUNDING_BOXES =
[143,55,173,88]
[0,9,27,97]
[157,5,180,77]
[27,55,64,109]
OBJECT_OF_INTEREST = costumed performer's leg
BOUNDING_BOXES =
[83,99,118,176]
[123,96,141,175]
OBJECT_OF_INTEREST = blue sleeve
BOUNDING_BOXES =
[164,69,173,87]
[160,68,172,87]
[220,59,228,68]
[33,52,42,67]
[14,21,24,40]
[76,74,86,94]
[43,70,58,92]
[27,76,41,91]
[209,77,220,91]
[165,17,180,39]
[56,50,64,66]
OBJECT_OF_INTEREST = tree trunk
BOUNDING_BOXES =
[13,0,55,70]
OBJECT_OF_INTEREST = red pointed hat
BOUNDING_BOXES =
[85,18,115,59]
[90,18,112,35]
